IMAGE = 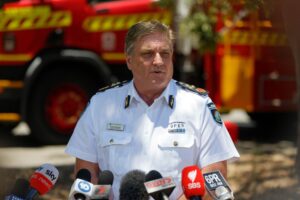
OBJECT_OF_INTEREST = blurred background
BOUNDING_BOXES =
[0,0,299,199]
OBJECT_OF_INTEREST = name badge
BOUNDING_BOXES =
[106,123,125,131]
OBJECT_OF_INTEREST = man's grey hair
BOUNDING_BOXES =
[125,20,175,55]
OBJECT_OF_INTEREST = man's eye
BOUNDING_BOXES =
[142,52,153,57]
[161,52,170,58]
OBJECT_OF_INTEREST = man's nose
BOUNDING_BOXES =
[153,53,163,65]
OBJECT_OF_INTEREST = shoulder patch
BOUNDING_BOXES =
[207,102,223,125]
[98,80,129,92]
[176,81,208,96]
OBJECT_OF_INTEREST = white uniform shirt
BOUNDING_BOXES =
[65,79,240,199]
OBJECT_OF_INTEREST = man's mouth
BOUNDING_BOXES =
[152,70,164,73]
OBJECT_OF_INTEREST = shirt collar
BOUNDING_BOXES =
[124,79,176,109]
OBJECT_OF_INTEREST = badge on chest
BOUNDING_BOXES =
[106,123,125,131]
[168,121,186,134]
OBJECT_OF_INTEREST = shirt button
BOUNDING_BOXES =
[173,141,178,146]
[109,139,114,144]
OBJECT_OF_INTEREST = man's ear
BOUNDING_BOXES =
[126,55,132,70]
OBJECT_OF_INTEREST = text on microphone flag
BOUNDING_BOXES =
[30,173,54,195]
[203,171,227,190]
[144,176,173,188]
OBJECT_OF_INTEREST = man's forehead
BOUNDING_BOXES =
[140,44,172,51]
[138,37,172,50]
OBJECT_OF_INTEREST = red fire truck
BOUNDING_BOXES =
[204,0,297,140]
[0,0,173,144]
[203,3,297,137]
[0,0,296,144]
[206,7,297,114]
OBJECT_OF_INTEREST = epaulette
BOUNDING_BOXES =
[176,81,208,96]
[98,80,129,92]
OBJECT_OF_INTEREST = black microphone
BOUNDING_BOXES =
[91,170,114,200]
[119,170,149,200]
[5,178,30,200]
[68,168,94,200]
[144,170,176,200]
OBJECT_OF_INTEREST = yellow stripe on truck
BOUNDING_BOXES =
[0,54,33,62]
[0,6,72,31]
[83,11,172,32]
[0,113,21,122]
[0,80,24,88]
[222,30,287,46]
[101,53,126,61]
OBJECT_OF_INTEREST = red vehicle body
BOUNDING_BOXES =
[0,0,296,144]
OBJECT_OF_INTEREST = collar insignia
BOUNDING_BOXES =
[168,95,174,109]
[124,95,131,109]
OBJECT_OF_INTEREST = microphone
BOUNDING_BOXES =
[25,163,59,200]
[91,170,114,200]
[144,170,176,200]
[119,169,149,200]
[5,178,30,200]
[203,171,234,200]
[181,165,205,200]
[69,168,94,200]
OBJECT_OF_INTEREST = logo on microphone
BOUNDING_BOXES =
[187,170,201,189]
[203,171,227,190]
[46,169,57,181]
[188,170,197,182]
[78,181,92,192]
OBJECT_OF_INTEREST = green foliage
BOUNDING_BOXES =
[184,0,231,53]
[159,0,263,54]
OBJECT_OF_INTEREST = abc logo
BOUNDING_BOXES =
[78,181,92,192]
[188,182,201,189]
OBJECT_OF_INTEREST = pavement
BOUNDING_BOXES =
[0,145,74,168]
[0,122,75,168]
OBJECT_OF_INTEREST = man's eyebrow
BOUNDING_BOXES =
[140,48,153,52]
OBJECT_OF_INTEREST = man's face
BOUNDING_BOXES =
[126,32,173,92]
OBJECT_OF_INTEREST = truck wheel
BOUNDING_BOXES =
[28,68,102,144]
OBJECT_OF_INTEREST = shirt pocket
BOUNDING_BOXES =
[155,133,196,176]
[99,132,133,175]
[158,133,195,148]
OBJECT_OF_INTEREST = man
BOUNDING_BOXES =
[65,20,240,199]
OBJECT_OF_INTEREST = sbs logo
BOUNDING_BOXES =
[78,181,92,192]
[187,169,201,189]
[188,182,201,189]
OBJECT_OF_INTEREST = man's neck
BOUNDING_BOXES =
[134,84,165,106]
[139,91,163,106]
